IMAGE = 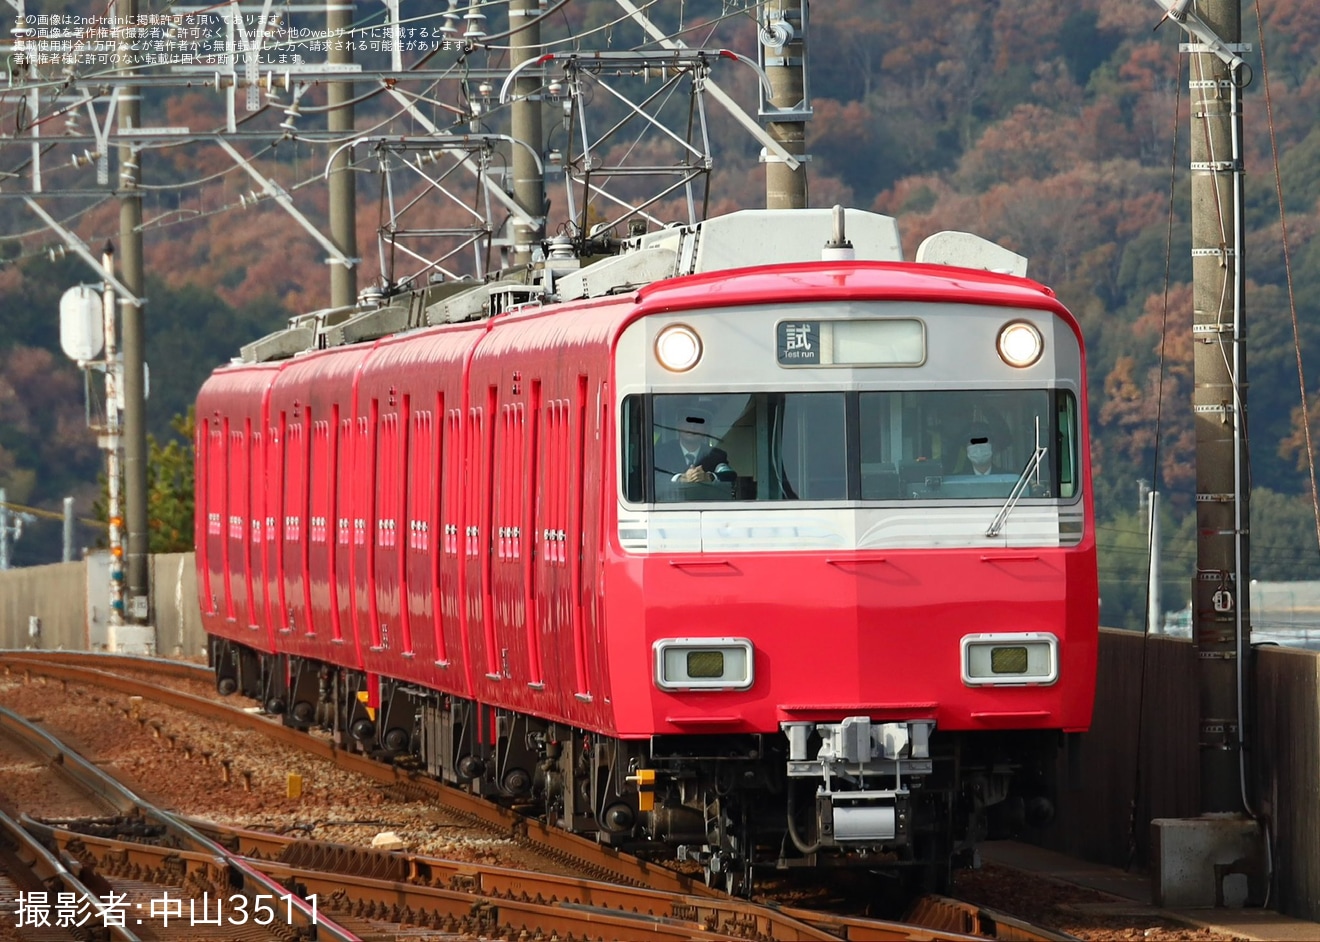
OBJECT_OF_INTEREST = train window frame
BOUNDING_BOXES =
[619,389,1082,506]
[1055,390,1079,499]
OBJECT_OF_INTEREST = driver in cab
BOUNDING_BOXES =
[656,409,737,485]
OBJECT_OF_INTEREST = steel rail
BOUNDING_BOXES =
[0,653,716,896]
[0,649,210,681]
[183,819,850,941]
[0,652,1076,942]
[25,822,749,942]
[900,896,1082,942]
[29,822,998,942]
[0,700,358,941]
[0,808,144,942]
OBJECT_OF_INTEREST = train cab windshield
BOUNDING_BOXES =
[621,389,1079,504]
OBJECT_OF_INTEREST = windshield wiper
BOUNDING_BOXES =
[986,417,1047,538]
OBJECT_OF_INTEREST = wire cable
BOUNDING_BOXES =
[1124,43,1181,876]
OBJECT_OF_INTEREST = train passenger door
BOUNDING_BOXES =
[492,399,531,686]
[307,416,333,640]
[239,420,258,631]
[524,381,544,688]
[352,411,376,654]
[201,418,225,616]
[438,407,464,674]
[584,381,609,702]
[466,390,497,681]
[536,392,589,701]
[266,416,285,635]
[406,405,438,664]
[568,378,591,700]
[225,425,247,624]
[373,408,406,651]
[333,415,354,643]
[281,415,308,634]
[246,426,266,633]
[194,417,208,614]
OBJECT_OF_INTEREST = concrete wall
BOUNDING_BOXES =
[0,560,88,650]
[1029,630,1200,868]
[0,553,205,658]
[151,552,207,658]
[1254,645,1320,921]
[1035,629,1320,922]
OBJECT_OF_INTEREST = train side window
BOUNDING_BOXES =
[621,395,645,503]
[1055,391,1078,499]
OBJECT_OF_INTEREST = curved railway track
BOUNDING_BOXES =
[0,650,1077,942]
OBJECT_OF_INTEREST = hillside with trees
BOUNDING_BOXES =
[2,0,1319,628]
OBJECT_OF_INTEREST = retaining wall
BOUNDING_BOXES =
[0,553,204,657]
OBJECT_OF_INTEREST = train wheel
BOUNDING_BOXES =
[702,852,749,897]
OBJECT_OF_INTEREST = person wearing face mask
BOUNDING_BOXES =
[964,422,998,476]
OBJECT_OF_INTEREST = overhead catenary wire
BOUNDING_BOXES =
[5,0,758,254]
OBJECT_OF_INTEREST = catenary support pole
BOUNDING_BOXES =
[102,243,126,634]
[763,0,809,209]
[510,0,545,264]
[117,0,149,627]
[1188,0,1247,815]
[328,0,358,307]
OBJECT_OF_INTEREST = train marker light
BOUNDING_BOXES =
[961,632,1058,686]
[997,321,1043,368]
[655,324,703,372]
[654,638,753,690]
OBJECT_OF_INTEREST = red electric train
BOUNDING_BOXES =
[196,207,1099,893]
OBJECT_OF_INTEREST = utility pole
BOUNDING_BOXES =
[760,0,810,209]
[1187,0,1247,817]
[0,489,10,571]
[63,497,75,563]
[101,243,127,636]
[117,0,150,631]
[1148,0,1262,907]
[510,0,545,265]
[327,0,357,307]
[1148,490,1162,635]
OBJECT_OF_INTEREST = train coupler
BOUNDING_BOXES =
[783,716,935,848]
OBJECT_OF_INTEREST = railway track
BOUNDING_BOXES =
[0,650,1078,942]
[0,701,355,941]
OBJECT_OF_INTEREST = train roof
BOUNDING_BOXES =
[234,206,1037,365]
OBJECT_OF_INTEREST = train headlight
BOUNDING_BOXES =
[654,638,753,690]
[655,324,703,372]
[961,632,1058,686]
[997,321,1043,368]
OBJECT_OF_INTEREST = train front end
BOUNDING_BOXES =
[605,237,1098,889]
